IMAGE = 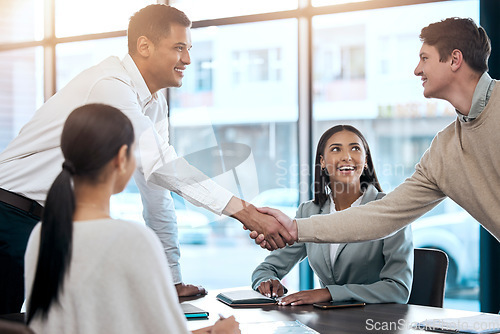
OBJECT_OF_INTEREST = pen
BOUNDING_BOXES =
[268,286,276,299]
[218,313,226,320]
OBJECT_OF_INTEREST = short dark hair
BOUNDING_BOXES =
[128,4,191,55]
[313,125,382,207]
[420,17,491,73]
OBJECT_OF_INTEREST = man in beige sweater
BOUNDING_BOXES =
[254,17,500,247]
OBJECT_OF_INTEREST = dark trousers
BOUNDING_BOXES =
[0,202,39,314]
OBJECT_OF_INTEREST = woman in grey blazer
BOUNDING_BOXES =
[252,125,413,305]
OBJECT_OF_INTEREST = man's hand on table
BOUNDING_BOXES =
[175,282,207,297]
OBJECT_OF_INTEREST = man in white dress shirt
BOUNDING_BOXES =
[0,4,293,314]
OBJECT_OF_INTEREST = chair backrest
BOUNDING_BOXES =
[0,319,34,334]
[408,248,449,308]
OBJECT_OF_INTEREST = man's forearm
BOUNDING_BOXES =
[223,196,250,219]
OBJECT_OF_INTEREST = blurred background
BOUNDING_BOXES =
[0,0,484,311]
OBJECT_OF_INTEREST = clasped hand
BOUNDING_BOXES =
[226,196,298,250]
[248,207,298,250]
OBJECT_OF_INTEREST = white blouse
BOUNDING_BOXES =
[329,192,364,269]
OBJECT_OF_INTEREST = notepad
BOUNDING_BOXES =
[180,303,209,319]
[414,313,500,334]
[216,289,277,307]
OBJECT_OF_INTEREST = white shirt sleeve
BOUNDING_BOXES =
[87,78,233,215]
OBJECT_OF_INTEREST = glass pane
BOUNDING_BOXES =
[169,19,300,291]
[313,0,372,6]
[56,37,127,90]
[170,0,298,21]
[312,0,480,310]
[55,0,154,37]
[0,0,43,42]
[0,47,44,151]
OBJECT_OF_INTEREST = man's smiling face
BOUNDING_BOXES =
[146,23,192,91]
[414,43,454,100]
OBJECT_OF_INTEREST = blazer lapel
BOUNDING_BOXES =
[334,185,380,269]
[360,184,379,204]
[318,199,335,278]
[334,243,348,262]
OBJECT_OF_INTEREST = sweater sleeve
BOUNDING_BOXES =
[326,226,414,303]
[297,149,446,243]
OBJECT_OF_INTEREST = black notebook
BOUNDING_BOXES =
[216,289,277,307]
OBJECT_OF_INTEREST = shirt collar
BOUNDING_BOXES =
[122,54,157,107]
[329,191,364,214]
[456,72,495,122]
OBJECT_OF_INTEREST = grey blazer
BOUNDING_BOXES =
[252,184,414,303]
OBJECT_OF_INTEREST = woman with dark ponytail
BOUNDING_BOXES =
[24,104,239,334]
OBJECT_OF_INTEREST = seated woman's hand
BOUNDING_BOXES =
[257,279,285,298]
[277,288,331,306]
[212,315,240,334]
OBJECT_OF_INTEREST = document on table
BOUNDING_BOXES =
[239,320,319,334]
[414,313,500,334]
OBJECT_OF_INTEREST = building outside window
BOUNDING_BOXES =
[0,0,481,311]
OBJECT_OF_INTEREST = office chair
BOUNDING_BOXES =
[0,319,34,334]
[408,248,449,308]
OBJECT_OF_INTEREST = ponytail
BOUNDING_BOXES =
[26,103,134,323]
[27,163,75,323]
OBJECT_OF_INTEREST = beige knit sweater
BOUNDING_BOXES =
[297,83,500,243]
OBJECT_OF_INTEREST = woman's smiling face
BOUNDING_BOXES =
[320,130,367,189]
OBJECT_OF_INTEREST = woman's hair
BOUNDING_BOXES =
[26,103,134,323]
[313,125,382,207]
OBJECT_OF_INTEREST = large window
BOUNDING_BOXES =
[312,1,480,310]
[0,0,43,43]
[56,37,127,89]
[0,47,43,151]
[54,0,152,37]
[168,19,300,289]
[0,0,482,311]
[169,0,298,20]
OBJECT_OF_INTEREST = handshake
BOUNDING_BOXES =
[224,197,298,250]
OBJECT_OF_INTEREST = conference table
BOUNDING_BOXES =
[180,287,500,333]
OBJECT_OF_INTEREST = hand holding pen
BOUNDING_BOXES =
[211,314,241,334]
